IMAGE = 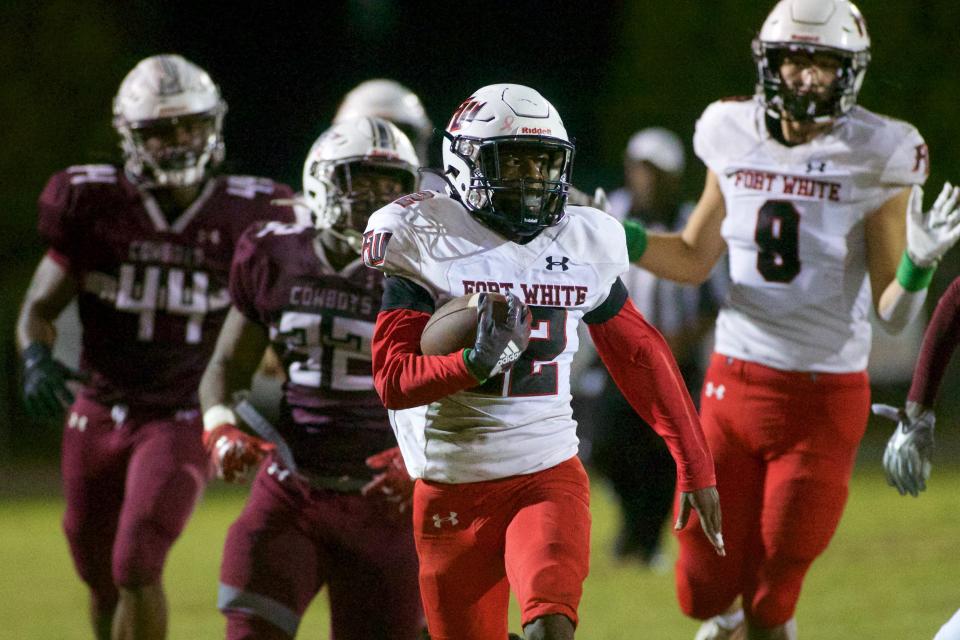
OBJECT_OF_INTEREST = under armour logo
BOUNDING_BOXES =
[67,412,88,432]
[806,161,827,173]
[432,512,459,528]
[545,256,570,271]
[110,404,128,428]
[705,382,726,400]
[267,462,291,482]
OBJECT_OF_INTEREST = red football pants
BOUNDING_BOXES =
[413,456,590,640]
[676,354,870,628]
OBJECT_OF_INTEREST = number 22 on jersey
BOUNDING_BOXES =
[274,311,373,392]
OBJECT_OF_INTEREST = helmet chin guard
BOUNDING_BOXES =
[753,0,870,123]
[441,84,574,242]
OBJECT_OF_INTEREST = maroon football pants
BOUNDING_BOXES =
[676,354,870,628]
[61,395,207,616]
[219,458,424,639]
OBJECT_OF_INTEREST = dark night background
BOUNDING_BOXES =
[2,0,960,462]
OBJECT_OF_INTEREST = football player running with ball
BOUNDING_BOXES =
[363,83,723,640]
[199,117,426,639]
[621,1,960,638]
[16,55,294,640]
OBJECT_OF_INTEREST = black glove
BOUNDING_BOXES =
[21,342,84,421]
[464,293,532,381]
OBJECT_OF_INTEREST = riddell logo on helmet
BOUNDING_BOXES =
[791,33,820,43]
[520,127,552,135]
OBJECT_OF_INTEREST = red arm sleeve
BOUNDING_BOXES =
[588,297,716,492]
[907,276,960,407]
[372,308,482,410]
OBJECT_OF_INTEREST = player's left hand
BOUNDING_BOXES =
[362,446,414,513]
[872,402,935,497]
[906,182,960,267]
[676,486,725,556]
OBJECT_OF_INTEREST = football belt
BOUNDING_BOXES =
[233,399,369,493]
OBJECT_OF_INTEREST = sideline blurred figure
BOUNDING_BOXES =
[587,128,721,568]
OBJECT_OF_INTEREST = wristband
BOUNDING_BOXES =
[623,219,648,263]
[896,251,936,292]
[462,348,488,384]
[203,404,237,432]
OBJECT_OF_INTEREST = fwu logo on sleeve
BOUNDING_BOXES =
[361,230,393,267]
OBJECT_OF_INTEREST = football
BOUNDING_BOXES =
[420,292,509,355]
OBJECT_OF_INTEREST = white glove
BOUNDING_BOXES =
[906,183,960,267]
[872,403,935,497]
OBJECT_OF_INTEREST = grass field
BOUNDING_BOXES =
[1,467,958,639]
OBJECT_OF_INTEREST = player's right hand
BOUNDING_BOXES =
[906,182,960,267]
[676,486,725,557]
[21,342,86,422]
[362,446,415,513]
[465,293,532,381]
[202,423,274,483]
[872,403,936,497]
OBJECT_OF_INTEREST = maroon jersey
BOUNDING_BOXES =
[908,276,960,407]
[230,222,394,477]
[38,164,295,410]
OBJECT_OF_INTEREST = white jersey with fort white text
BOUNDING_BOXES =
[364,191,628,482]
[696,98,928,372]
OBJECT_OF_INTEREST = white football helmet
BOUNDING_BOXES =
[334,79,433,164]
[113,54,227,187]
[441,84,574,241]
[753,0,870,122]
[302,116,419,251]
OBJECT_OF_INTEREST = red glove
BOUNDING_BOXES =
[362,447,415,513]
[202,423,274,483]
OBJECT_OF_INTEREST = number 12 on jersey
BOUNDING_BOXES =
[474,306,568,397]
